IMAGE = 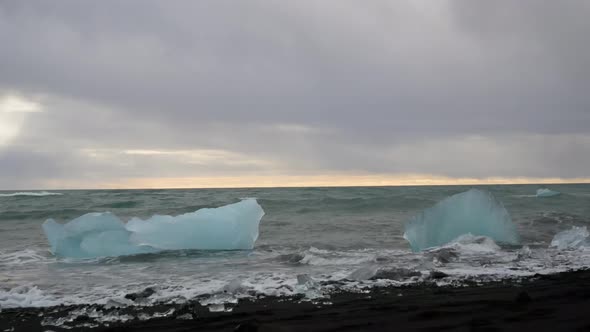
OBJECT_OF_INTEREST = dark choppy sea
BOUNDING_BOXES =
[1,184,590,314]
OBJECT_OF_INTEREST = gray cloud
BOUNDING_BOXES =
[1,1,589,188]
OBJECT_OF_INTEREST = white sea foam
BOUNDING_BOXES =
[0,249,49,265]
[3,244,590,310]
[0,285,60,308]
[298,247,379,266]
[441,234,501,253]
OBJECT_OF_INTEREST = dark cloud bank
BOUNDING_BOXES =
[1,1,589,188]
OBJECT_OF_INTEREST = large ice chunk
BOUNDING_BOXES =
[42,212,152,258]
[126,199,264,251]
[42,199,264,258]
[536,188,561,197]
[403,189,520,252]
[550,226,590,250]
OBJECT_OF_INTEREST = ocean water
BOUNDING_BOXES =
[1,184,590,311]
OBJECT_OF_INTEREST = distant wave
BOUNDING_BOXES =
[258,195,435,213]
[536,188,561,198]
[0,191,63,197]
[96,200,140,209]
[510,194,537,198]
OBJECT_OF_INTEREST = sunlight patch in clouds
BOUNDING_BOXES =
[0,95,42,146]
[81,147,276,168]
[0,95,42,113]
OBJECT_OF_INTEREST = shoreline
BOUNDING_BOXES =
[3,269,590,331]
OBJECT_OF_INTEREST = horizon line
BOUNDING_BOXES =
[3,180,590,192]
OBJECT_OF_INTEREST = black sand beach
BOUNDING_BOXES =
[3,269,590,332]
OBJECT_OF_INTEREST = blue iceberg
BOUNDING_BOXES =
[536,188,561,198]
[42,199,264,258]
[403,189,520,252]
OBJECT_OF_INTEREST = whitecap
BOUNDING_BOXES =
[0,191,62,197]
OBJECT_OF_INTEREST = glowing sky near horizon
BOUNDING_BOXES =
[1,1,589,189]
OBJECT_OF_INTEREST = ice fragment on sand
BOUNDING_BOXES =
[550,226,590,249]
[296,274,322,299]
[348,266,379,280]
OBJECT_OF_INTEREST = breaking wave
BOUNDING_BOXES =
[0,191,63,197]
[536,188,561,198]
[0,285,61,308]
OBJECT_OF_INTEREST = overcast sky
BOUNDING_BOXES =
[1,1,589,189]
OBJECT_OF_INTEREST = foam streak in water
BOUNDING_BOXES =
[42,199,264,258]
[403,189,520,251]
[0,191,62,197]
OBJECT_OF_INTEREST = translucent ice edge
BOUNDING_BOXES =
[403,189,520,251]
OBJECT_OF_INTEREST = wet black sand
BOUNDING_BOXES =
[3,270,590,331]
